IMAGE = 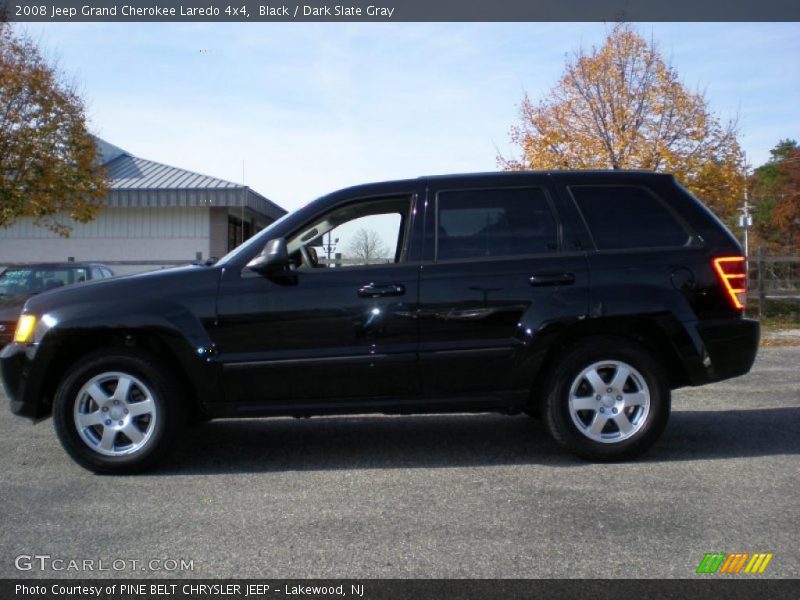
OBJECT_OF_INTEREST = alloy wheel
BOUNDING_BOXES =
[567,360,651,443]
[73,371,158,456]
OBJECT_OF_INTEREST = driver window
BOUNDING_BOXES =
[288,197,410,269]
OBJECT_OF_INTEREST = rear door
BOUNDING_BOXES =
[418,178,590,402]
[558,180,703,322]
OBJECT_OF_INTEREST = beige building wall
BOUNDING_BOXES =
[209,207,229,261]
[0,207,211,270]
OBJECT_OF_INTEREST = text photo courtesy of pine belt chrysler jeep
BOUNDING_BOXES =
[0,171,759,473]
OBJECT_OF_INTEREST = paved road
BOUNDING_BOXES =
[0,347,798,579]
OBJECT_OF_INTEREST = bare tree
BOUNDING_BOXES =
[346,228,389,263]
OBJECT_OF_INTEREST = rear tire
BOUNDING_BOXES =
[53,350,184,474]
[543,337,670,461]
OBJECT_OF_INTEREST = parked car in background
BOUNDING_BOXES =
[0,172,758,473]
[0,263,114,348]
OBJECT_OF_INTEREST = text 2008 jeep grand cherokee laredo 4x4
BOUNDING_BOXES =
[1,171,759,473]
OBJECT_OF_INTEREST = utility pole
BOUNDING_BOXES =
[322,232,339,266]
[738,193,753,259]
[241,159,246,245]
[738,154,754,306]
[738,153,753,259]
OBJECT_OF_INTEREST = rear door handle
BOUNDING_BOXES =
[529,273,575,287]
[357,283,406,298]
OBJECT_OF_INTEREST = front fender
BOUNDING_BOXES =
[2,297,222,421]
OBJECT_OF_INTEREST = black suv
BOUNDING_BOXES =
[0,171,759,473]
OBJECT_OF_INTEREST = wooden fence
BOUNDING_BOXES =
[749,249,800,316]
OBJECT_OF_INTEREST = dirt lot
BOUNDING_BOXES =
[0,346,798,579]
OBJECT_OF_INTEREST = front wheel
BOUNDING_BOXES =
[543,338,670,461]
[53,350,184,473]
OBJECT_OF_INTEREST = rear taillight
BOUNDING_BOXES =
[712,256,747,310]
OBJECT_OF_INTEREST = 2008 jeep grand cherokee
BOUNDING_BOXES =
[0,171,759,473]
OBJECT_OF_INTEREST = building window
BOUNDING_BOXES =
[227,215,253,251]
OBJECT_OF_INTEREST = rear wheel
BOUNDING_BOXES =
[543,338,670,461]
[53,350,184,473]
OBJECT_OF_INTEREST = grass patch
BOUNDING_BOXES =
[761,336,800,347]
[746,298,800,328]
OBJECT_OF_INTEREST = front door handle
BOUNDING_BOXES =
[357,283,406,298]
[529,273,576,287]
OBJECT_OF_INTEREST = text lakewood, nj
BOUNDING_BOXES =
[31,4,396,19]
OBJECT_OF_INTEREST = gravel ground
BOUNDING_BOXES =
[0,346,798,579]
[761,328,800,346]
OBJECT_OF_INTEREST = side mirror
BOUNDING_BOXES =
[247,238,289,274]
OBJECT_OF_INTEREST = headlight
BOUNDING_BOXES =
[14,315,36,343]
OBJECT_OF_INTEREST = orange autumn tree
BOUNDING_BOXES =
[750,140,800,252]
[502,24,744,218]
[0,23,107,236]
[771,147,800,249]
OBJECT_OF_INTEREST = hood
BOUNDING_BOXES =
[22,264,219,316]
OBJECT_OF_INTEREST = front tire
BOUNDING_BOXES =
[543,337,670,461]
[53,350,184,474]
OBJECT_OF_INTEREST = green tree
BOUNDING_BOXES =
[750,139,800,252]
[502,23,744,218]
[0,23,107,235]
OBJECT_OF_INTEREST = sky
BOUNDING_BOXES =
[20,21,800,213]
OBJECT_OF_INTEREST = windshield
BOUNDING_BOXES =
[0,266,89,296]
[215,211,293,266]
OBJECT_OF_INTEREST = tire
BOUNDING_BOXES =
[543,337,670,461]
[52,349,185,474]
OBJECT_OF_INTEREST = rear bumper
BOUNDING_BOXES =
[691,318,760,385]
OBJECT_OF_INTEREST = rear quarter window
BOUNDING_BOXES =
[569,185,690,250]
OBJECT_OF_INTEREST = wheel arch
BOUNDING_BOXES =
[38,326,215,422]
[527,315,691,414]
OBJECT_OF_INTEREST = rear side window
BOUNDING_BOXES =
[569,185,690,250]
[436,187,557,261]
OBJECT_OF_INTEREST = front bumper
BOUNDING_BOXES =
[0,323,13,349]
[0,342,50,420]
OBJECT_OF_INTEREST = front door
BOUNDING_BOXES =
[213,192,422,410]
